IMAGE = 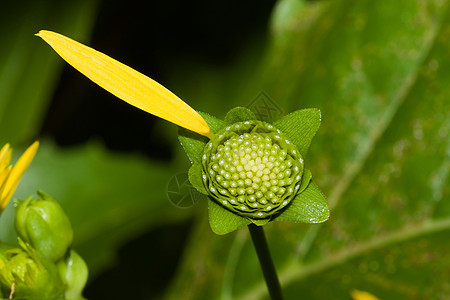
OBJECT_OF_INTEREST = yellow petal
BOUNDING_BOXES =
[0,143,12,172]
[350,290,380,300]
[0,166,12,192]
[36,30,213,139]
[0,141,39,211]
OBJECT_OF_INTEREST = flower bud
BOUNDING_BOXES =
[14,191,73,262]
[0,242,16,298]
[57,250,89,300]
[0,242,65,299]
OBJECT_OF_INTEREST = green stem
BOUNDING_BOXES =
[248,224,284,300]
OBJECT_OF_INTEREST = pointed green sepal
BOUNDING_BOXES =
[188,164,207,195]
[275,180,329,224]
[298,169,312,194]
[199,111,227,133]
[250,218,270,226]
[273,108,321,157]
[0,243,16,258]
[208,199,251,235]
[178,112,226,164]
[224,107,257,124]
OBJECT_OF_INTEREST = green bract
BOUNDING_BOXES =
[57,250,89,300]
[179,107,329,235]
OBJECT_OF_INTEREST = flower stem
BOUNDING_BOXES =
[248,224,284,300]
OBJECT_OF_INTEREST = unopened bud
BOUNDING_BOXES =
[14,191,73,262]
[57,250,89,300]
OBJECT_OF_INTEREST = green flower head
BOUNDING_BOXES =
[180,107,329,234]
[202,119,305,219]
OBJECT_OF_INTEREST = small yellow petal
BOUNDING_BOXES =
[36,30,213,139]
[0,166,12,192]
[0,143,12,171]
[350,289,380,300]
[0,141,39,211]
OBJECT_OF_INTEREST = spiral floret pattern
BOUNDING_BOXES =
[202,120,304,219]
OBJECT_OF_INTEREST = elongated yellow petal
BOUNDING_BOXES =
[0,166,12,191]
[0,143,12,171]
[0,141,39,211]
[36,30,213,139]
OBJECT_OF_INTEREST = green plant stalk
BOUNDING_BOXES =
[248,224,284,300]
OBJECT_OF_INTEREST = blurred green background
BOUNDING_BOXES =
[1,0,449,299]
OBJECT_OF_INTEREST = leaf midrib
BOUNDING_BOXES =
[237,217,450,300]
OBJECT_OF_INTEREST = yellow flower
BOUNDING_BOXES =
[36,30,213,139]
[0,141,39,214]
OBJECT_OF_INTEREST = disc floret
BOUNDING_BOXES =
[202,120,304,219]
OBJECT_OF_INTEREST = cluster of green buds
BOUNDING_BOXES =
[0,191,88,300]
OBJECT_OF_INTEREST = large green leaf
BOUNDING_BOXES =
[164,1,450,299]
[0,0,99,145]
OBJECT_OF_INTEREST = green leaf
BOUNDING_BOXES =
[188,164,207,195]
[275,180,329,224]
[0,0,99,145]
[165,1,450,299]
[178,112,225,164]
[224,107,257,124]
[208,199,250,235]
[273,108,321,158]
